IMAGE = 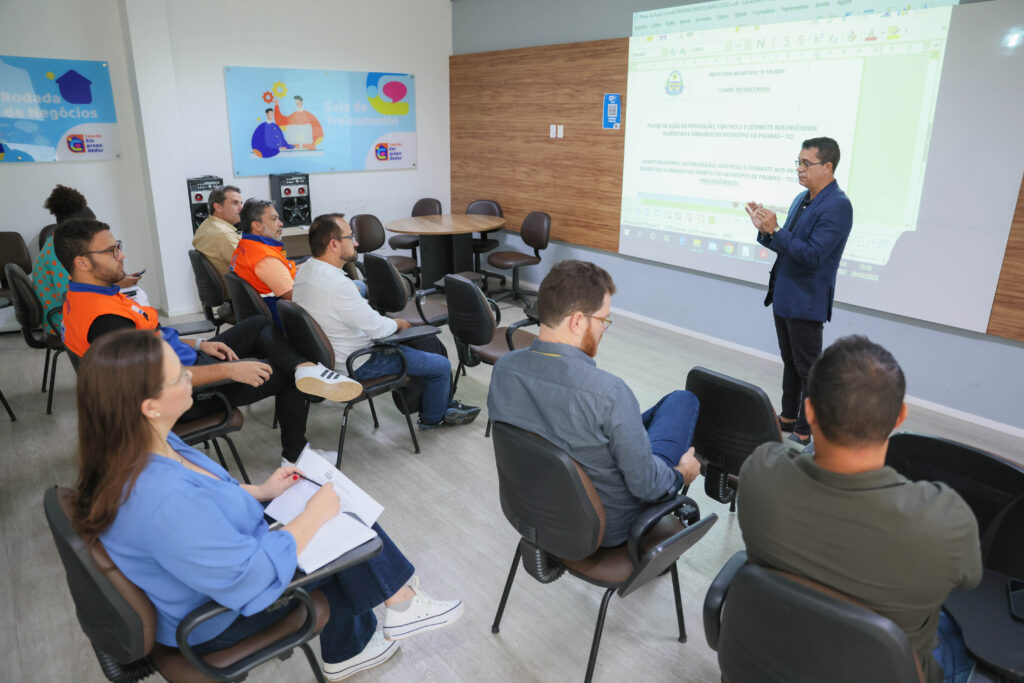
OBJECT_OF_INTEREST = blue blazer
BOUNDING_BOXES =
[758,180,853,322]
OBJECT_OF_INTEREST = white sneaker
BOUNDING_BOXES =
[295,363,363,403]
[382,576,465,641]
[323,630,399,680]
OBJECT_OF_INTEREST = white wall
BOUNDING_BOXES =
[2,0,453,316]
[0,0,164,309]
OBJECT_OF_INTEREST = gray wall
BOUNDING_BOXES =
[452,0,1024,432]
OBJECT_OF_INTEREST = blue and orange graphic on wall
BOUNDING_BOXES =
[225,66,417,176]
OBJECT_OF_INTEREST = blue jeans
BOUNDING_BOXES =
[642,390,700,468]
[352,345,451,425]
[932,609,975,683]
[193,523,414,663]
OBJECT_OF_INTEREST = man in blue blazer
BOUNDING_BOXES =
[746,137,853,445]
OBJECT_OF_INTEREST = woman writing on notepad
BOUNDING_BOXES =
[70,330,463,680]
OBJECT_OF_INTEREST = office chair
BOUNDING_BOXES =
[363,252,448,327]
[278,300,443,465]
[188,250,236,334]
[0,383,14,421]
[224,271,273,323]
[351,213,419,284]
[43,485,383,683]
[490,422,718,683]
[387,197,442,265]
[684,366,783,511]
[0,231,31,308]
[487,210,551,307]
[703,551,923,683]
[37,223,58,251]
[466,199,507,290]
[5,263,67,415]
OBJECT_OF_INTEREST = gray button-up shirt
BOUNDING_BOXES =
[487,339,680,546]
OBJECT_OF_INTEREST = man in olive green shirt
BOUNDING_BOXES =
[192,185,242,276]
[738,336,982,682]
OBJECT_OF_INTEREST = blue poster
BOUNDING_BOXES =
[603,93,621,130]
[0,55,119,163]
[224,66,417,176]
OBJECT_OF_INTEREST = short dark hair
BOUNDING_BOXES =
[54,218,112,273]
[807,335,905,447]
[294,95,303,102]
[239,198,274,233]
[207,184,241,213]
[44,184,93,222]
[803,137,840,171]
[264,107,273,114]
[537,260,616,327]
[309,213,347,257]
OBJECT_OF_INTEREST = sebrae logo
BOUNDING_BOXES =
[66,134,86,153]
[374,143,389,161]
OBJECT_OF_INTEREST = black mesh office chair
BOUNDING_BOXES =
[490,422,718,683]
[351,213,418,284]
[684,367,783,511]
[278,300,442,465]
[487,211,551,306]
[5,263,66,415]
[188,250,236,334]
[363,252,447,327]
[704,551,923,683]
[466,199,507,290]
[44,485,383,683]
[224,271,273,323]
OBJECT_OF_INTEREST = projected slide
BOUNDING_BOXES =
[620,8,952,284]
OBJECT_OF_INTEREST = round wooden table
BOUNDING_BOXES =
[385,214,506,286]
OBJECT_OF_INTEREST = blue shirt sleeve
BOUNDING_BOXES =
[159,326,198,366]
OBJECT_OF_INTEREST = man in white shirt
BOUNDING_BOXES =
[192,185,243,276]
[293,213,480,429]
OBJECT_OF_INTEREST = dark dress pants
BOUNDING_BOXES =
[181,316,310,460]
[773,313,823,437]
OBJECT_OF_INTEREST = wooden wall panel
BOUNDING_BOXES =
[987,179,1024,342]
[450,39,628,252]
[452,41,1024,344]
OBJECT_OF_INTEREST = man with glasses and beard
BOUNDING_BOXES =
[487,260,702,547]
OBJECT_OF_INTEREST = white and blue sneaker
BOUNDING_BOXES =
[295,363,363,403]
[322,630,399,680]
[382,577,464,641]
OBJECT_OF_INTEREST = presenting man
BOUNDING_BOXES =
[746,136,853,445]
[56,218,362,463]
[487,260,702,547]
[229,198,295,327]
[192,185,243,276]
[293,213,480,429]
[738,336,981,682]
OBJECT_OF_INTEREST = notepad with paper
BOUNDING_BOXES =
[265,445,382,572]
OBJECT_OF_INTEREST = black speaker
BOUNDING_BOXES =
[186,175,223,233]
[269,172,311,227]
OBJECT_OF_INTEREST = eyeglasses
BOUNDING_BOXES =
[82,240,123,257]
[794,160,826,170]
[160,366,191,391]
[335,233,356,241]
[586,314,613,331]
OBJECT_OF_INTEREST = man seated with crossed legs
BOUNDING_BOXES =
[55,217,362,464]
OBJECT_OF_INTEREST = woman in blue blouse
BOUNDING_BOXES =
[71,330,463,680]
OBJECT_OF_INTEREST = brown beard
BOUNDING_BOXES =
[581,322,599,358]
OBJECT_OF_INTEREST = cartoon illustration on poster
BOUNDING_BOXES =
[225,66,416,176]
[0,55,120,163]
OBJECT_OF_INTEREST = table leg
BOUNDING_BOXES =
[418,235,450,287]
[452,234,474,274]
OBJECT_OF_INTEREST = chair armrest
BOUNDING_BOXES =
[703,550,748,651]
[45,306,63,333]
[413,288,439,325]
[486,298,502,326]
[505,316,538,350]
[370,325,441,346]
[289,536,383,590]
[346,343,409,382]
[627,493,701,563]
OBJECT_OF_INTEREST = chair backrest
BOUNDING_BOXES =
[0,231,32,287]
[717,562,920,683]
[491,421,605,561]
[38,223,58,251]
[43,486,157,665]
[466,199,503,217]
[887,432,1024,575]
[5,262,44,332]
[411,197,442,217]
[443,274,496,347]
[188,249,229,309]
[685,367,782,501]
[277,300,335,369]
[364,253,411,314]
[350,214,385,253]
[519,211,551,252]
[223,272,271,322]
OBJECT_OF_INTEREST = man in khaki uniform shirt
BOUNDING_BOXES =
[192,185,242,275]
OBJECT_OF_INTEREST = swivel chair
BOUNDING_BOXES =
[487,211,551,307]
[466,200,507,290]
